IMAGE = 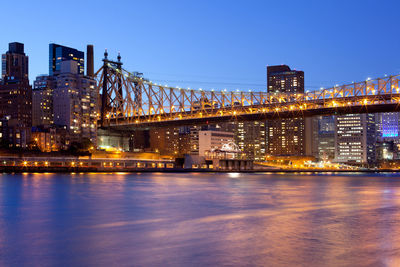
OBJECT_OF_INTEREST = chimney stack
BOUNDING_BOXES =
[86,44,94,77]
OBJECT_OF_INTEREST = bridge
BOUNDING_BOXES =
[96,52,400,129]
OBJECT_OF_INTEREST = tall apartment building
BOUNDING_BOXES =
[49,43,84,76]
[267,65,305,156]
[335,114,376,165]
[0,42,32,148]
[53,60,97,144]
[220,121,266,160]
[148,126,191,156]
[32,75,54,126]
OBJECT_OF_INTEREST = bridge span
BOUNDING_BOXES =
[96,52,400,129]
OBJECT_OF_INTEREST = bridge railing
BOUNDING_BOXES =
[96,63,400,125]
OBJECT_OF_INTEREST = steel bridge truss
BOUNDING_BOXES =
[96,59,400,127]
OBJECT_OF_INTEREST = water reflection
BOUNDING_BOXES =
[1,173,400,266]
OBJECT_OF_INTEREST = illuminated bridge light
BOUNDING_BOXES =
[98,64,400,127]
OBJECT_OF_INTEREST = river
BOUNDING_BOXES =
[1,172,400,266]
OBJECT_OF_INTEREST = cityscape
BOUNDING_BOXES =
[0,41,399,171]
[3,1,400,266]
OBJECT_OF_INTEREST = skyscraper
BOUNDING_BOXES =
[335,114,376,165]
[32,75,54,126]
[312,115,336,161]
[0,42,32,148]
[220,121,266,161]
[267,65,304,94]
[375,112,400,161]
[49,43,84,76]
[1,42,29,83]
[267,65,305,156]
[52,60,97,144]
[376,112,399,139]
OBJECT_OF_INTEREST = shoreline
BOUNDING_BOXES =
[1,166,400,174]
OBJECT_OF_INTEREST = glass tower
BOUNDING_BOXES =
[49,43,84,75]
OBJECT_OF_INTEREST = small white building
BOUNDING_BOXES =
[198,130,235,156]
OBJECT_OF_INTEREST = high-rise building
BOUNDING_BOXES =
[49,43,84,76]
[32,75,54,126]
[374,112,400,161]
[1,42,29,83]
[220,121,266,160]
[267,65,304,94]
[335,114,376,165]
[267,65,305,156]
[312,116,335,161]
[0,42,32,148]
[0,83,32,127]
[52,60,97,144]
[0,42,32,126]
[150,126,179,155]
[376,112,399,139]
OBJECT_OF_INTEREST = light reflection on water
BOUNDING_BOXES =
[1,172,400,266]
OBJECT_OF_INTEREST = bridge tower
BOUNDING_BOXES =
[100,49,123,128]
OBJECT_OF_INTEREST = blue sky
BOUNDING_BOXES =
[1,0,400,91]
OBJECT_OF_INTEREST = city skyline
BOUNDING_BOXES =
[2,0,400,92]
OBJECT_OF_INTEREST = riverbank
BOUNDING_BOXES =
[1,166,400,173]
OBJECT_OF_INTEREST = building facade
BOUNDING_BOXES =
[220,121,266,160]
[312,115,336,161]
[1,42,29,82]
[375,112,400,161]
[267,65,305,156]
[198,130,235,156]
[32,75,54,126]
[49,43,84,76]
[335,114,376,165]
[32,126,70,152]
[0,42,32,148]
[52,61,97,144]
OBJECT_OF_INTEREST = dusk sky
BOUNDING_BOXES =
[2,0,400,91]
